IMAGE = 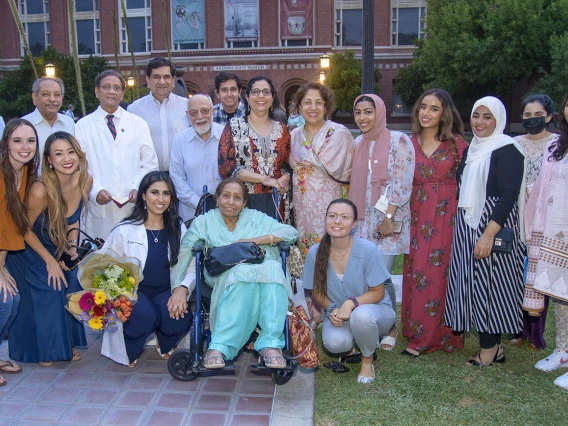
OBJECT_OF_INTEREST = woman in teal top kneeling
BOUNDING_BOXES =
[171,177,298,369]
[302,199,396,383]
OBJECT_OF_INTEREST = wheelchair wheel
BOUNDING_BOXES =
[168,349,200,381]
[271,368,294,385]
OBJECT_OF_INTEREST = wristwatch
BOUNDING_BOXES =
[385,213,393,220]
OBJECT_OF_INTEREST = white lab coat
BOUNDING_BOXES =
[75,106,159,239]
[99,221,195,365]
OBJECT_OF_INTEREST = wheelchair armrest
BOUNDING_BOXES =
[191,240,205,255]
[278,242,290,255]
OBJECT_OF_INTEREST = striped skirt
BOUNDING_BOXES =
[444,198,524,334]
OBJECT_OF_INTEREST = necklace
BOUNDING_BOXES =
[149,229,160,243]
[330,237,353,261]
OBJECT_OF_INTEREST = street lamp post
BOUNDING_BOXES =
[127,77,135,103]
[319,53,330,84]
[45,63,56,78]
[361,0,375,93]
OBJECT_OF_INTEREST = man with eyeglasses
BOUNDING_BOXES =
[128,57,191,172]
[170,94,224,221]
[212,72,246,127]
[75,70,158,239]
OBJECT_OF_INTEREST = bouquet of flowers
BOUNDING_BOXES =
[66,249,143,332]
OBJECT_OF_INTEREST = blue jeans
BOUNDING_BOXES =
[0,292,20,342]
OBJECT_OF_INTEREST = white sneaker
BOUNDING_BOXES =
[534,349,568,372]
[554,371,568,390]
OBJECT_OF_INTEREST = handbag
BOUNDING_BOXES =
[204,242,265,277]
[287,299,319,369]
[492,228,513,253]
[287,244,304,278]
[59,228,105,270]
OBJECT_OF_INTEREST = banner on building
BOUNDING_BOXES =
[172,0,205,44]
[280,0,313,39]
[224,0,259,42]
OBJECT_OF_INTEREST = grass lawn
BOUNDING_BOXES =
[313,300,567,425]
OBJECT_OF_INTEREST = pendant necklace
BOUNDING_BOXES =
[149,229,160,243]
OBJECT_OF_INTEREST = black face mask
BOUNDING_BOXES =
[522,116,547,135]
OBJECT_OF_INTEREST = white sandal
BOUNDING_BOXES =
[379,333,398,351]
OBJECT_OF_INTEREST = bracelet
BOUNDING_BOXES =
[349,297,359,308]
[68,239,78,244]
[268,234,274,246]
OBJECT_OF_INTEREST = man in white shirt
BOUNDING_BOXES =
[21,78,75,165]
[170,94,224,222]
[75,70,158,239]
[128,57,191,171]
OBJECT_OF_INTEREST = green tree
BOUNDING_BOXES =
[0,47,108,119]
[326,50,381,113]
[395,0,566,109]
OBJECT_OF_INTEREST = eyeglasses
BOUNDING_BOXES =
[249,89,272,97]
[326,213,354,222]
[99,84,123,92]
[188,107,212,117]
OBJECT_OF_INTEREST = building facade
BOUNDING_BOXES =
[0,0,427,125]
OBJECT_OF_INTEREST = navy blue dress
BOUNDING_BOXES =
[6,200,87,363]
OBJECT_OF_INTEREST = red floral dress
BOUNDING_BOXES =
[401,135,467,353]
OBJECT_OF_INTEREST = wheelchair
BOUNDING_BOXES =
[167,187,298,385]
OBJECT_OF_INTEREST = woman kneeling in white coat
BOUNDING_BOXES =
[102,171,194,367]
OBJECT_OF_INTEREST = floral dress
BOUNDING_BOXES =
[290,121,354,257]
[353,131,414,256]
[401,136,468,353]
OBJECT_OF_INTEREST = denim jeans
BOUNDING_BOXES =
[0,292,20,342]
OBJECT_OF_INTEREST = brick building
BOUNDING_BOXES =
[0,0,427,126]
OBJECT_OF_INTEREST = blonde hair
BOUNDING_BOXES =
[40,132,89,257]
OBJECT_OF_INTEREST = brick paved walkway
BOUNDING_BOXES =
[0,332,277,426]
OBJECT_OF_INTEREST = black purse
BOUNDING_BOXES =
[59,228,105,270]
[492,228,513,254]
[204,242,266,277]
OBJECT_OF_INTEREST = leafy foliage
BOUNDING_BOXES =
[395,0,567,107]
[326,50,381,113]
[0,47,109,119]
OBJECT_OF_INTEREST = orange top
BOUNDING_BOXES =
[0,168,29,251]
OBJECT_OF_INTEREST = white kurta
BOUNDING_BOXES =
[75,106,158,239]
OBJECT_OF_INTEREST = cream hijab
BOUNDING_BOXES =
[458,96,526,239]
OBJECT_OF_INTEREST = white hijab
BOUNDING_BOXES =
[458,96,526,240]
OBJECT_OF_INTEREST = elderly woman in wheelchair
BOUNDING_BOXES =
[171,177,298,369]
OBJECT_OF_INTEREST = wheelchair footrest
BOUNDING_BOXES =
[251,363,296,371]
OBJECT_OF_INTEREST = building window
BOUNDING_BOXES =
[120,0,152,53]
[391,6,426,46]
[392,93,412,115]
[75,0,99,12]
[335,1,362,47]
[20,0,48,15]
[172,1,205,51]
[19,1,50,56]
[280,39,312,47]
[74,1,100,56]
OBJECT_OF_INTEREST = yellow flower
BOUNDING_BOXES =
[94,291,106,305]
[88,317,103,330]
[128,276,135,284]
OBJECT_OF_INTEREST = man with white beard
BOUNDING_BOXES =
[169,94,224,221]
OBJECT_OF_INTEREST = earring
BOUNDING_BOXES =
[144,203,147,210]
[49,164,53,169]
[270,105,273,112]
[247,104,250,112]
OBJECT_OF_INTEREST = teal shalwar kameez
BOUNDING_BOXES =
[172,208,298,360]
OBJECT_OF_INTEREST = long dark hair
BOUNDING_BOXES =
[0,118,39,235]
[411,88,464,164]
[313,199,358,301]
[549,91,568,162]
[243,75,282,120]
[122,171,182,266]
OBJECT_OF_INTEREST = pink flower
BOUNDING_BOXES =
[79,292,95,311]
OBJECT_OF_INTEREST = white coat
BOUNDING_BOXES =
[75,106,159,239]
[99,221,195,366]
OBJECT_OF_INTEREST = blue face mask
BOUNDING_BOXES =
[522,116,547,135]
